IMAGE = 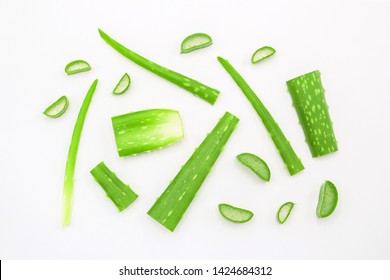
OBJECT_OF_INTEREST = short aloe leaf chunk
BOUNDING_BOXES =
[277,202,295,224]
[147,112,239,232]
[43,96,69,118]
[236,153,270,182]
[90,161,138,212]
[65,60,91,75]
[219,203,254,223]
[251,46,276,64]
[287,70,338,157]
[181,33,213,53]
[316,180,338,218]
[112,109,184,157]
[113,73,131,95]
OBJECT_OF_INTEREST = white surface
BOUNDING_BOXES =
[1,0,389,259]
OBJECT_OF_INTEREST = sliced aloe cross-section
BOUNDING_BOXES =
[251,46,276,64]
[113,73,131,95]
[65,60,91,75]
[277,202,295,224]
[43,96,69,118]
[181,33,213,53]
[219,203,254,223]
[236,153,270,182]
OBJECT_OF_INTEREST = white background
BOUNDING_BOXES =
[1,0,389,259]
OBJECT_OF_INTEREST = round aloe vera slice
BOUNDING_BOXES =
[43,95,69,118]
[277,202,295,224]
[316,180,338,218]
[181,33,213,53]
[236,153,271,182]
[218,203,254,223]
[251,46,276,64]
[65,60,91,75]
[113,73,131,95]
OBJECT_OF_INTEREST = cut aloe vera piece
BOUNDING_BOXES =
[219,203,254,223]
[90,161,138,212]
[236,153,270,182]
[113,73,131,95]
[43,96,69,118]
[277,202,295,224]
[148,112,239,232]
[65,60,91,75]
[181,33,213,53]
[112,109,183,157]
[316,180,338,218]
[287,70,338,157]
[251,46,276,64]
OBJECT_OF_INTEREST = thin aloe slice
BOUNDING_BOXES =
[63,79,98,226]
[43,96,69,118]
[181,33,213,53]
[98,29,220,105]
[219,203,254,223]
[112,109,184,157]
[218,56,304,176]
[316,180,338,218]
[287,70,338,157]
[147,112,239,232]
[251,46,276,64]
[236,153,270,182]
[64,60,91,75]
[113,73,131,95]
[277,202,295,224]
[90,161,138,212]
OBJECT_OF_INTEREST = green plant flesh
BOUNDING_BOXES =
[98,29,220,105]
[112,109,184,157]
[218,203,254,223]
[316,180,338,218]
[90,161,138,212]
[286,70,338,157]
[277,202,295,224]
[147,112,239,232]
[62,79,98,226]
[181,33,213,53]
[251,46,276,64]
[65,60,91,75]
[113,73,131,95]
[236,153,271,182]
[43,96,69,118]
[217,56,304,176]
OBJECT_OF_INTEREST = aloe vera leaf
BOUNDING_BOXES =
[236,153,271,182]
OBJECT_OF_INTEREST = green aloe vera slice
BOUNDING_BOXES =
[113,73,131,95]
[181,33,213,53]
[251,46,276,64]
[316,180,338,218]
[64,60,91,75]
[43,96,69,118]
[218,203,254,223]
[236,153,270,182]
[277,202,295,224]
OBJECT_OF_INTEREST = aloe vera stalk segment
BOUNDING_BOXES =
[236,153,270,182]
[287,70,338,157]
[277,202,295,224]
[90,161,138,212]
[98,29,220,105]
[112,109,184,157]
[65,60,91,75]
[251,46,276,64]
[147,112,239,232]
[43,95,69,118]
[219,203,254,223]
[181,33,213,53]
[62,79,98,226]
[217,56,304,176]
[316,180,338,218]
[113,73,131,95]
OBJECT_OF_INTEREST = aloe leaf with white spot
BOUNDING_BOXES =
[65,60,91,75]
[43,96,69,118]
[287,70,338,157]
[112,109,184,157]
[147,112,239,232]
[251,46,276,64]
[181,33,213,53]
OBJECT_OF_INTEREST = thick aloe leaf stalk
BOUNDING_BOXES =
[98,29,220,105]
[286,70,338,157]
[148,112,239,232]
[112,109,184,156]
[217,57,304,176]
[90,162,138,212]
